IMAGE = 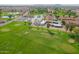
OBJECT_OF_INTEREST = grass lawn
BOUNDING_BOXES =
[2,12,19,16]
[0,18,14,21]
[0,12,18,21]
[0,21,79,54]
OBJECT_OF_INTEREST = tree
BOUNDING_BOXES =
[0,9,2,18]
[70,27,79,42]
[65,23,70,31]
[53,8,65,19]
[53,8,77,19]
[46,21,51,29]
[65,23,75,32]
[66,10,72,17]
[69,23,75,32]
[27,20,32,30]
[8,14,13,20]
[66,10,77,18]
[29,8,48,15]
[62,20,66,25]
[73,27,79,34]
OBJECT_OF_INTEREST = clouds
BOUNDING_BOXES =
[0,0,79,5]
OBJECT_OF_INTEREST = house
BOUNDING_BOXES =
[59,16,79,26]
[33,15,44,20]
[59,16,75,20]
[45,15,53,21]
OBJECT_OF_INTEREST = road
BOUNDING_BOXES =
[0,11,29,27]
[0,11,65,32]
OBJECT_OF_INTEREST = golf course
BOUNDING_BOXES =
[0,21,79,54]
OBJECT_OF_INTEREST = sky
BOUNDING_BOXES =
[0,0,79,5]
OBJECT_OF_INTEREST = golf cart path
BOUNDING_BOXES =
[0,17,19,27]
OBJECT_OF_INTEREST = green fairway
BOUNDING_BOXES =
[0,12,19,21]
[0,21,79,54]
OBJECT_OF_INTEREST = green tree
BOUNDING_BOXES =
[46,21,51,29]
[65,23,75,32]
[73,27,79,34]
[53,8,77,19]
[30,8,48,15]
[70,27,79,42]
[27,21,32,30]
[8,14,13,20]
[66,10,77,18]
[0,9,2,18]
[53,8,65,19]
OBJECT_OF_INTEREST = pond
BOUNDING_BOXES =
[1,16,14,18]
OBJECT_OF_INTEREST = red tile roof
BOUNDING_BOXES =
[45,15,53,20]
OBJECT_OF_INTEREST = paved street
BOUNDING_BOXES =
[0,11,29,27]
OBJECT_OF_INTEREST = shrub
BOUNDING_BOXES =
[73,27,79,34]
[65,24,70,31]
[62,20,66,25]
[69,23,75,32]
[69,27,79,42]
